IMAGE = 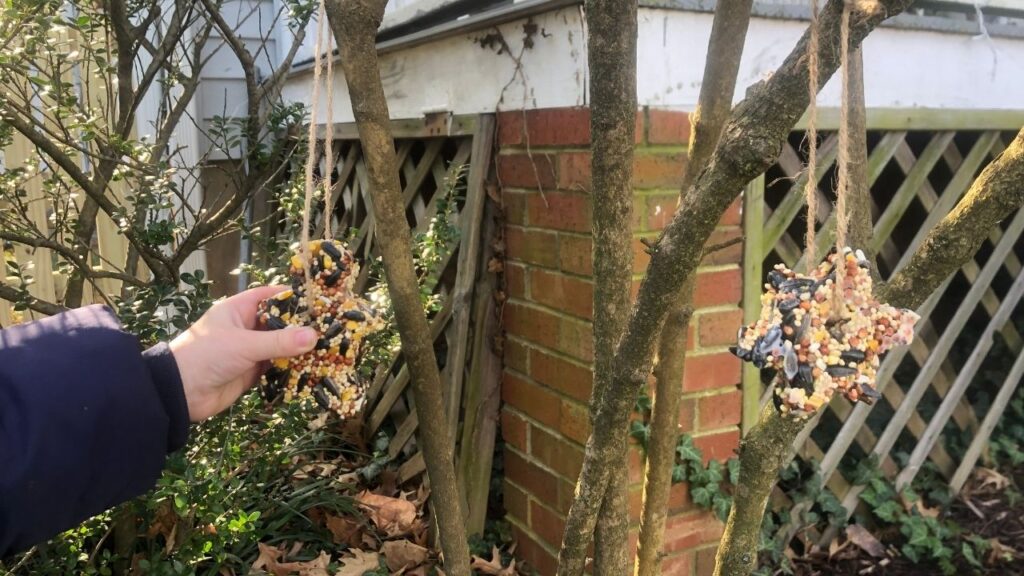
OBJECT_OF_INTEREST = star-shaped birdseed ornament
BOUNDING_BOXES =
[256,240,384,418]
[731,248,920,419]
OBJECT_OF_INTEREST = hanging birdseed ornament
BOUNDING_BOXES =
[257,239,384,418]
[731,248,919,419]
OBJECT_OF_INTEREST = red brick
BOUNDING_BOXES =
[527,108,591,147]
[694,268,742,308]
[628,484,643,520]
[558,234,592,276]
[530,269,594,320]
[505,338,529,373]
[633,152,686,189]
[560,399,591,445]
[628,448,645,486]
[502,407,528,452]
[720,197,742,227]
[701,227,743,266]
[511,525,558,576]
[683,352,741,393]
[531,425,584,480]
[648,109,692,145]
[636,110,646,145]
[693,429,740,464]
[498,153,557,189]
[503,479,530,522]
[662,551,695,576]
[664,511,725,554]
[669,482,692,512]
[504,301,593,362]
[529,500,567,548]
[500,108,593,148]
[555,477,577,515]
[504,191,528,226]
[697,390,743,430]
[505,449,559,506]
[504,302,559,350]
[530,347,593,402]
[688,324,696,352]
[502,372,560,429]
[695,546,718,576]
[506,262,527,299]
[697,309,744,348]
[528,192,591,233]
[557,152,591,191]
[505,227,559,268]
[645,193,680,231]
[557,315,594,363]
[633,236,653,273]
[678,396,697,433]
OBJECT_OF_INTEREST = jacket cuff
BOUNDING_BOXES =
[142,342,190,452]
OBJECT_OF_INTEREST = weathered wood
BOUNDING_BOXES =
[455,197,503,533]
[896,270,1024,490]
[443,117,493,444]
[795,108,1024,131]
[950,347,1024,493]
[316,115,478,141]
[742,175,765,433]
[761,135,839,257]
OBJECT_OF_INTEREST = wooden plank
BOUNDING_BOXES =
[457,179,503,534]
[761,135,839,258]
[443,117,494,443]
[950,347,1024,493]
[870,133,956,253]
[816,275,952,479]
[822,208,1024,529]
[316,115,478,141]
[794,108,1024,131]
[389,408,418,460]
[892,132,999,274]
[397,451,426,484]
[795,131,907,269]
[895,269,1024,490]
[742,175,765,433]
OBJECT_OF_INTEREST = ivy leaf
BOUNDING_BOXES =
[671,464,687,484]
[713,495,732,522]
[692,486,712,508]
[675,435,702,464]
[874,501,902,523]
[727,458,740,485]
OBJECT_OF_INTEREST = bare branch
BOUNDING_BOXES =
[0,282,67,316]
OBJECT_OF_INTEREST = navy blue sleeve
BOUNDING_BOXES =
[0,305,190,557]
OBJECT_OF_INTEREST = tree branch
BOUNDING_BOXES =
[635,2,753,574]
[0,282,67,316]
[325,1,471,575]
[557,1,913,573]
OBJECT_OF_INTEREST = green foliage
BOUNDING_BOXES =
[631,391,736,522]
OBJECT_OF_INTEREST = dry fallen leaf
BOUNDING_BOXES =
[325,515,363,548]
[251,542,287,576]
[975,467,1011,492]
[987,538,1020,564]
[276,551,331,576]
[845,524,886,558]
[335,549,381,576]
[470,546,517,576]
[357,491,418,536]
[381,540,429,572]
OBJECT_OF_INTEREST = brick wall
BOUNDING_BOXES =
[497,107,744,575]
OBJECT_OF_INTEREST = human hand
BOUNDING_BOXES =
[169,286,318,422]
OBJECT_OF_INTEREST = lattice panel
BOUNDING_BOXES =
[299,116,497,486]
[745,129,1024,550]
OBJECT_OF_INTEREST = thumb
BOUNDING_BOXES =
[241,326,318,362]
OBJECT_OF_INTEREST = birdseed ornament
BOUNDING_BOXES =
[257,239,383,418]
[730,248,920,419]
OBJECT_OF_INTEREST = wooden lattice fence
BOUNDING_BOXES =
[742,113,1024,549]
[309,114,501,535]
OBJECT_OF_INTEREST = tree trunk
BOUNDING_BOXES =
[714,404,804,576]
[556,1,915,573]
[577,0,639,575]
[635,2,752,573]
[325,3,471,575]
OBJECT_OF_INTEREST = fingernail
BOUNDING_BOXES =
[294,328,317,350]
